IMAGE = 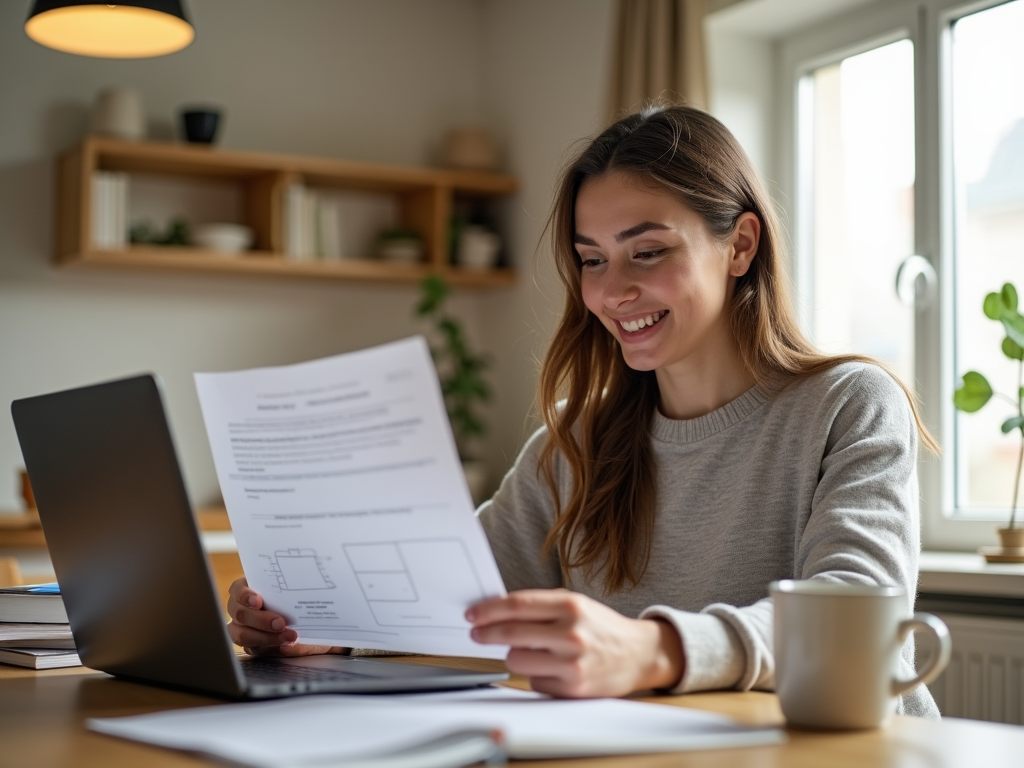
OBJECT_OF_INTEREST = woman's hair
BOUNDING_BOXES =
[538,103,937,593]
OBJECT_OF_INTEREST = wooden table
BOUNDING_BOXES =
[2,656,1023,767]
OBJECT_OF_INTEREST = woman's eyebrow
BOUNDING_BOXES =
[573,222,671,246]
[614,222,670,242]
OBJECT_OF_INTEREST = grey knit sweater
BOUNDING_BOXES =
[477,362,939,718]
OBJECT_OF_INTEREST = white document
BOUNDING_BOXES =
[195,336,507,658]
[88,691,786,767]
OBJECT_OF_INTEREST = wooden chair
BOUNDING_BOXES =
[0,557,23,588]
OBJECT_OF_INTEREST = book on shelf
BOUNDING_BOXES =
[318,197,343,260]
[284,183,346,262]
[0,647,81,670]
[284,183,310,260]
[0,583,69,624]
[90,171,128,250]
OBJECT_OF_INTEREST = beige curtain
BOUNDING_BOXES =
[608,0,708,120]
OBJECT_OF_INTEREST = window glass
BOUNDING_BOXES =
[805,39,916,383]
[952,0,1024,512]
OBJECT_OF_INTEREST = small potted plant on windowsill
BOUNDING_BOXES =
[415,274,492,504]
[954,282,1024,563]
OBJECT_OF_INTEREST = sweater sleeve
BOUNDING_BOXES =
[476,426,563,591]
[642,367,933,716]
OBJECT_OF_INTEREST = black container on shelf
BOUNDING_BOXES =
[180,108,221,144]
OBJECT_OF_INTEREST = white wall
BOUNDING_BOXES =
[0,0,618,511]
[704,25,776,183]
[0,0,490,510]
[478,0,616,472]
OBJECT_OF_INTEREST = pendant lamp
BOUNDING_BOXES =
[25,1,194,58]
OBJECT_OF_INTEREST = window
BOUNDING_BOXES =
[804,39,917,384]
[950,1,1024,515]
[780,0,1024,548]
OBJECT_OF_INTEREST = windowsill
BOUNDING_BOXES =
[920,551,1024,598]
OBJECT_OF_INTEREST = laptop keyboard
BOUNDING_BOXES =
[240,658,373,683]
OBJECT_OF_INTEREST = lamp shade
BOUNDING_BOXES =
[25,1,194,58]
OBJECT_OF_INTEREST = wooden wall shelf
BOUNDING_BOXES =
[55,136,518,287]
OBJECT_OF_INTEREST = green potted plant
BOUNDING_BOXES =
[953,282,1024,562]
[377,226,423,263]
[415,274,492,503]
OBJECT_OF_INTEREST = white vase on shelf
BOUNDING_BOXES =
[91,88,145,141]
[457,226,500,270]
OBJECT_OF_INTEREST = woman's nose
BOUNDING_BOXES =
[601,260,640,308]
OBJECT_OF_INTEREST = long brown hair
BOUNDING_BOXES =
[538,104,937,593]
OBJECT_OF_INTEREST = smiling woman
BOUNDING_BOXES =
[225,105,942,716]
[472,105,941,712]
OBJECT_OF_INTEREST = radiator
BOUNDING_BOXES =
[921,613,1024,724]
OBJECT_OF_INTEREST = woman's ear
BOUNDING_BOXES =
[729,212,760,277]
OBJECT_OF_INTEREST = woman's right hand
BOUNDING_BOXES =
[226,577,345,657]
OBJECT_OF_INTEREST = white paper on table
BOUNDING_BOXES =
[194,336,507,658]
[87,690,787,767]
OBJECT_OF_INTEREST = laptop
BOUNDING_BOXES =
[11,374,507,698]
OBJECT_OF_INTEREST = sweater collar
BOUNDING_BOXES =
[650,386,770,443]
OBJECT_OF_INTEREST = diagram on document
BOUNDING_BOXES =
[263,549,337,591]
[343,538,485,628]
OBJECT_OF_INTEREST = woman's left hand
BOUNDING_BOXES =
[466,589,685,697]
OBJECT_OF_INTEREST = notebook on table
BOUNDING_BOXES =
[11,374,507,699]
[0,583,68,623]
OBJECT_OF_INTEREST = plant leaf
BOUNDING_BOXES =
[413,272,489,442]
[953,371,993,413]
[984,292,1003,320]
[1001,313,1024,349]
[1001,415,1024,434]
[415,274,449,316]
[1003,283,1019,313]
[1003,336,1024,361]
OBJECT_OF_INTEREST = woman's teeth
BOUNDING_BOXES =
[621,311,665,333]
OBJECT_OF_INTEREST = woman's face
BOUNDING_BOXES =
[574,171,755,375]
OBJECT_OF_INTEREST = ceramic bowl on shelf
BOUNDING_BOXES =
[194,223,253,255]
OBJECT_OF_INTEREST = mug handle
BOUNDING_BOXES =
[891,612,953,696]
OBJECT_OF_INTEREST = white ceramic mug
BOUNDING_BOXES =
[771,580,952,729]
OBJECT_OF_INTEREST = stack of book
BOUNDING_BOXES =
[283,183,344,261]
[91,171,129,250]
[0,583,79,669]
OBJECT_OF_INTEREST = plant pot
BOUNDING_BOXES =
[456,226,501,270]
[378,239,423,263]
[997,527,1024,552]
[181,108,221,144]
[980,527,1024,563]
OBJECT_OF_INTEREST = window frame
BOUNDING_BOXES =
[775,0,1016,550]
